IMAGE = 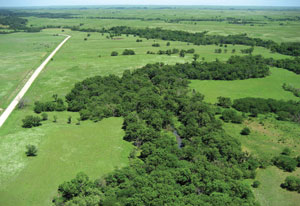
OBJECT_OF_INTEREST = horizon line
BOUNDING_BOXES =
[1,4,300,8]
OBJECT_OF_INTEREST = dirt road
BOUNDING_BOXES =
[0,34,71,128]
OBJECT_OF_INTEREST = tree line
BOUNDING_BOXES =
[232,97,300,122]
[103,26,300,56]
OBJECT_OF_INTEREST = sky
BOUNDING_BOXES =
[0,0,300,7]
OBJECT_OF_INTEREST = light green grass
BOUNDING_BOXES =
[0,117,132,206]
[254,167,300,206]
[223,116,300,206]
[0,32,64,109]
[190,67,300,104]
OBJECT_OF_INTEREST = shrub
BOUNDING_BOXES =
[281,147,292,156]
[22,115,42,128]
[111,51,118,56]
[217,96,232,108]
[26,145,37,156]
[41,113,48,121]
[296,156,300,167]
[241,127,251,135]
[221,109,243,123]
[152,43,160,47]
[122,49,135,55]
[273,155,297,172]
[281,176,300,192]
[252,180,260,188]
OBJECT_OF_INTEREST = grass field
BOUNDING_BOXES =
[0,32,64,109]
[1,7,300,206]
[0,117,132,206]
[190,67,300,104]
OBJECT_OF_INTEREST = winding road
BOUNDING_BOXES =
[0,34,71,128]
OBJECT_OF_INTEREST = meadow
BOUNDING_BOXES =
[0,32,64,109]
[0,6,300,206]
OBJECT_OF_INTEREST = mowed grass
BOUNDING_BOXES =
[0,117,132,206]
[0,32,65,109]
[190,67,300,104]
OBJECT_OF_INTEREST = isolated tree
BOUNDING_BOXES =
[22,115,42,128]
[68,116,72,124]
[26,145,37,156]
[193,54,200,61]
[241,127,251,135]
[166,42,170,46]
[281,147,292,156]
[111,51,118,56]
[179,50,185,57]
[252,180,260,188]
[53,115,57,123]
[53,94,58,102]
[41,113,48,121]
[217,96,232,108]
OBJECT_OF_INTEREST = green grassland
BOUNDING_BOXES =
[0,32,65,109]
[223,116,300,206]
[0,117,132,206]
[1,7,300,206]
[190,67,300,103]
[23,7,300,43]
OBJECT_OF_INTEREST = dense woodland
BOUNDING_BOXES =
[50,59,263,206]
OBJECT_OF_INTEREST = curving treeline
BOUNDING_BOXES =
[53,58,262,206]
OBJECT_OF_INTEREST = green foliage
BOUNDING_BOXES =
[217,96,232,108]
[282,83,300,97]
[111,51,118,56]
[281,147,292,156]
[221,109,243,124]
[41,113,48,121]
[152,43,160,47]
[22,115,42,128]
[106,26,300,56]
[122,49,135,55]
[241,127,251,135]
[272,155,297,172]
[252,180,261,188]
[34,98,66,113]
[25,145,37,156]
[233,97,300,123]
[54,59,259,205]
[281,176,300,192]
[53,172,102,205]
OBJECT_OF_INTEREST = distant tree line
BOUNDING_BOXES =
[101,26,300,56]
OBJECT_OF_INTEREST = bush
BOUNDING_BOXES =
[281,176,300,192]
[273,155,298,172]
[111,51,118,56]
[26,145,37,156]
[252,180,260,188]
[41,113,48,121]
[152,43,160,47]
[22,115,42,128]
[296,156,300,167]
[241,127,251,135]
[221,109,243,123]
[122,49,135,55]
[281,147,292,156]
[217,96,232,108]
